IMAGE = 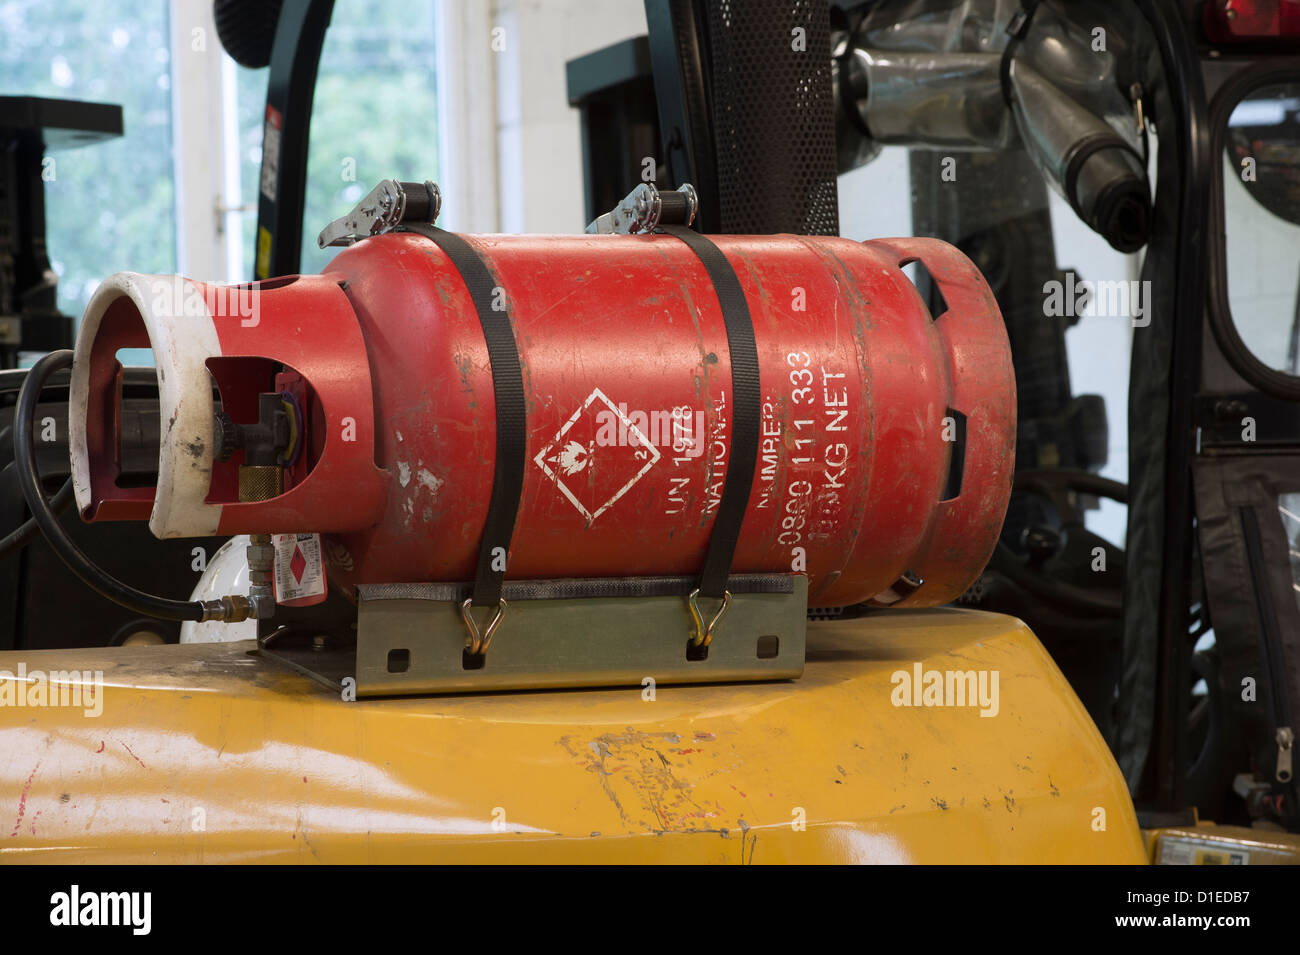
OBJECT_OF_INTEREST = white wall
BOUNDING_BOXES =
[837,146,914,239]
[437,1,501,234]
[1053,189,1135,546]
[490,0,647,234]
[170,0,249,283]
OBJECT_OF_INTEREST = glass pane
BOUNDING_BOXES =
[842,146,1138,548]
[302,0,438,274]
[1282,493,1300,617]
[1223,80,1300,376]
[0,0,176,326]
[236,63,269,281]
[232,1,439,278]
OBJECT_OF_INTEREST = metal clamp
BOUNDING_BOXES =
[586,182,698,235]
[317,179,441,249]
[687,588,731,648]
[460,597,508,656]
[260,576,808,697]
[1129,82,1146,138]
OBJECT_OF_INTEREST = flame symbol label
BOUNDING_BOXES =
[548,440,590,475]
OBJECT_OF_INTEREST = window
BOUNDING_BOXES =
[0,0,443,345]
[0,0,176,326]
[1223,80,1300,377]
[232,0,439,278]
[839,146,1141,548]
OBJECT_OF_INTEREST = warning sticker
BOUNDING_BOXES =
[1156,837,1250,865]
[533,387,661,523]
[260,105,282,202]
[255,226,272,280]
[273,532,326,603]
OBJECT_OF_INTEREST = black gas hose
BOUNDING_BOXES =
[14,349,206,622]
[0,469,75,560]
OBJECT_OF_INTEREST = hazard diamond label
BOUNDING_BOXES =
[273,532,325,603]
[534,387,660,523]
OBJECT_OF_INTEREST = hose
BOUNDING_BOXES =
[14,350,206,622]
[0,470,75,560]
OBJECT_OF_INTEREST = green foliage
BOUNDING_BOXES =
[238,0,439,277]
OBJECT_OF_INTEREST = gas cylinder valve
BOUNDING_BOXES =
[213,392,300,502]
[212,393,297,467]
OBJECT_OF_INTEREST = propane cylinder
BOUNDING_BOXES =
[68,232,1015,608]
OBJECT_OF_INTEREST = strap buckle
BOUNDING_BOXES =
[687,588,731,648]
[586,182,698,235]
[317,178,441,248]
[460,597,508,656]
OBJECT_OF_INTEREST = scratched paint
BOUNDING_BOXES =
[311,232,1014,607]
[0,611,1149,863]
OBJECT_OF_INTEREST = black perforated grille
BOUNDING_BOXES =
[705,0,839,235]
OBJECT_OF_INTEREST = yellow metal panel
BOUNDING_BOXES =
[0,609,1146,863]
[1148,824,1300,865]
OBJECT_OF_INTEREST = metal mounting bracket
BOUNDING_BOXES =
[257,574,807,697]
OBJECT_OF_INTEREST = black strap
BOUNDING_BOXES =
[401,224,525,608]
[659,225,761,599]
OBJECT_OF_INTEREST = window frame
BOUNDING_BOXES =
[1207,58,1300,402]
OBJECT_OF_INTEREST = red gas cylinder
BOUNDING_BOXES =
[69,231,1015,608]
